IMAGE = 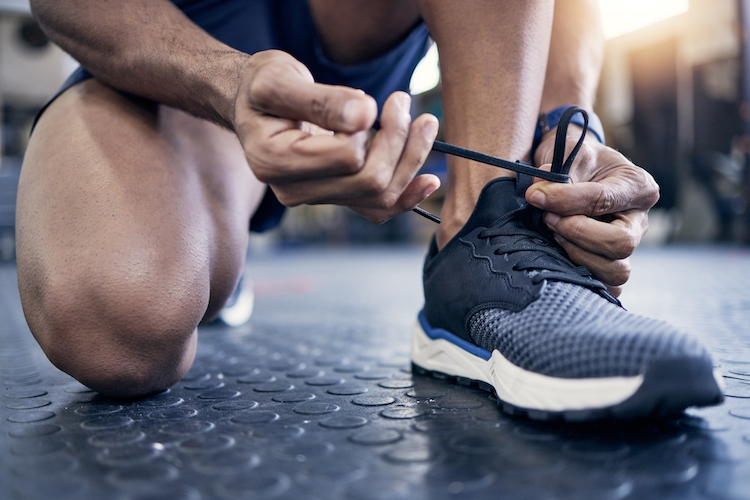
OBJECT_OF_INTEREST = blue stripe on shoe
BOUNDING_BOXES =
[418,310,492,361]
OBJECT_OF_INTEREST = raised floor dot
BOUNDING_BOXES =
[305,377,345,387]
[8,410,55,423]
[96,444,160,466]
[272,392,316,403]
[380,407,427,420]
[74,403,123,416]
[148,408,198,420]
[327,385,368,396]
[184,379,225,391]
[352,395,396,406]
[160,420,215,435]
[354,371,392,381]
[6,399,51,410]
[197,388,241,400]
[9,423,62,438]
[378,379,413,389]
[253,381,294,392]
[136,394,184,408]
[383,445,439,463]
[231,411,280,425]
[81,414,133,430]
[88,429,146,447]
[238,371,277,384]
[349,428,402,445]
[4,388,47,399]
[179,434,235,453]
[212,399,258,411]
[319,415,368,429]
[293,402,340,415]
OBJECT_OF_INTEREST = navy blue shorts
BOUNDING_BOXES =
[38,0,431,232]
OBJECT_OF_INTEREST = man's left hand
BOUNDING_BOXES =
[527,129,660,296]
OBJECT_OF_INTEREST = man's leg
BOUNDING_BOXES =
[411,0,723,419]
[16,80,266,398]
[416,0,555,247]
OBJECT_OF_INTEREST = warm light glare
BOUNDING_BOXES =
[409,43,440,95]
[598,0,689,39]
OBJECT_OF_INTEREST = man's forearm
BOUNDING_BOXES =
[31,0,249,129]
[540,0,604,113]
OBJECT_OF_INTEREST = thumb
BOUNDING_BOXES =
[248,55,378,133]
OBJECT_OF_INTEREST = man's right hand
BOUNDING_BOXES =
[233,50,440,224]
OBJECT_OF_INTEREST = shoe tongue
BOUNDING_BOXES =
[457,177,525,238]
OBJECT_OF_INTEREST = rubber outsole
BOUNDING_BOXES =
[411,319,725,422]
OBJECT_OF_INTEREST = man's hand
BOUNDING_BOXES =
[527,129,660,296]
[233,50,440,224]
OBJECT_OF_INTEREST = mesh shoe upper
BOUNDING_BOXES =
[468,282,708,378]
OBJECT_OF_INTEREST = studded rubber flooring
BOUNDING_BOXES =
[2,246,750,500]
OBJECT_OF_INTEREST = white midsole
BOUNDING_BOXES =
[410,320,645,412]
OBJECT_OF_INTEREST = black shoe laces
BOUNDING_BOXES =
[476,106,594,284]
[412,106,614,297]
[374,106,589,224]
[478,207,594,285]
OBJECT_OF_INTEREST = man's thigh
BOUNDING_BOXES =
[16,79,265,381]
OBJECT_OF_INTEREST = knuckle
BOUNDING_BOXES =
[274,190,301,208]
[310,93,333,125]
[589,188,615,216]
[363,173,390,197]
[248,70,278,105]
[341,149,366,174]
[608,259,631,286]
[575,143,595,164]
[613,233,638,259]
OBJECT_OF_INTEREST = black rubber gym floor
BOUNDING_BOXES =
[2,246,750,500]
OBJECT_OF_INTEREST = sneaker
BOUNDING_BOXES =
[413,115,724,421]
[215,272,255,327]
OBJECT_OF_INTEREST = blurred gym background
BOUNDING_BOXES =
[1,0,749,255]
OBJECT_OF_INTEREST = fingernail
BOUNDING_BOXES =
[423,120,438,141]
[528,191,545,207]
[423,184,439,198]
[545,213,560,227]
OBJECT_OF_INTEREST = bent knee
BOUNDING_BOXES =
[60,331,197,399]
[21,269,203,398]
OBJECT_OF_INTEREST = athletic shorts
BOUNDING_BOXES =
[35,0,431,232]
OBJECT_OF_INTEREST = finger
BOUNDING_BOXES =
[332,92,434,206]
[554,234,632,287]
[526,169,659,217]
[272,93,433,207]
[545,210,646,260]
[607,285,623,298]
[247,55,378,132]
[267,108,438,210]
[353,174,441,224]
[240,110,370,182]
[375,111,439,208]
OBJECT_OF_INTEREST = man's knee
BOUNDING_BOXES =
[20,265,204,398]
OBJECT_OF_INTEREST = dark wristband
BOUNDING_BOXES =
[532,105,605,155]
